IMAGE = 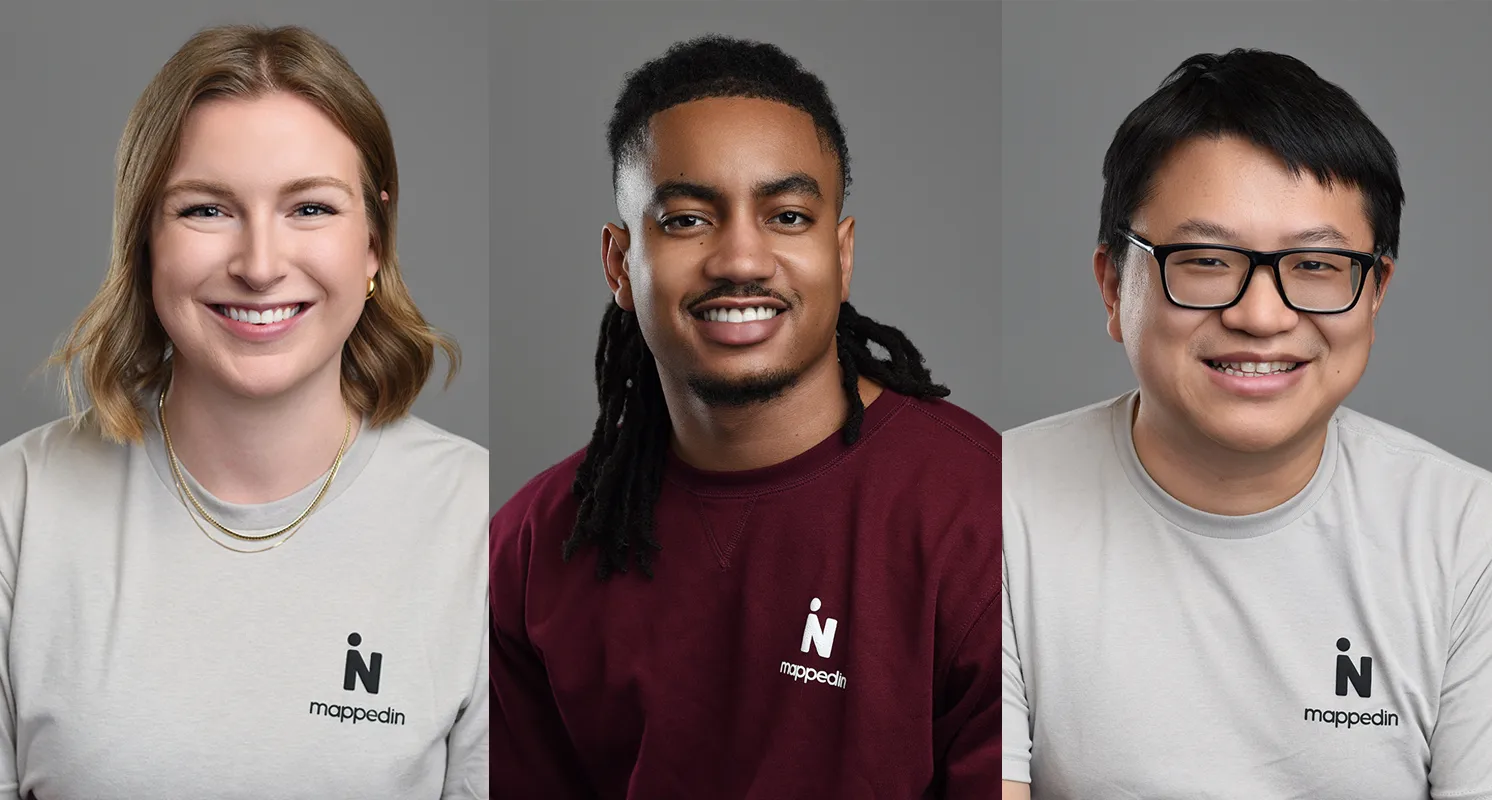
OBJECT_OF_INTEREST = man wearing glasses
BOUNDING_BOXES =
[1001,50,1492,799]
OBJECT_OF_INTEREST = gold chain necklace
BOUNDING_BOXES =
[158,387,352,552]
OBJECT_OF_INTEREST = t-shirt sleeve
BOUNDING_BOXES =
[489,494,596,799]
[1001,547,1032,784]
[938,588,1001,798]
[0,443,24,799]
[443,595,490,799]
[1428,488,1492,798]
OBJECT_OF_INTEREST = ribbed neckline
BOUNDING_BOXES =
[663,389,910,497]
[1111,390,1338,540]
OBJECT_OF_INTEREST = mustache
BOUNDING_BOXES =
[685,281,793,310]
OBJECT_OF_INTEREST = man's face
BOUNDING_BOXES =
[1099,134,1394,454]
[605,96,853,407]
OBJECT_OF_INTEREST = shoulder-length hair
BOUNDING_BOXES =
[52,24,460,443]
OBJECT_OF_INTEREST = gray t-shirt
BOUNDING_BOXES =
[1002,392,1492,799]
[0,407,488,799]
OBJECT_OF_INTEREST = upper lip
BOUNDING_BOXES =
[1205,352,1309,363]
[691,297,789,313]
[209,301,311,312]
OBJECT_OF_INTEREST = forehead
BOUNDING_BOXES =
[1137,135,1373,248]
[169,92,361,188]
[629,96,838,192]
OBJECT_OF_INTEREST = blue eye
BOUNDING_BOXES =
[294,203,335,217]
[179,205,223,218]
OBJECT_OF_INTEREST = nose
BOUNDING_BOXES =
[701,215,777,285]
[226,213,287,291]
[1219,266,1298,337]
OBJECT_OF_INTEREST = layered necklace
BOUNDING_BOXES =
[158,387,353,554]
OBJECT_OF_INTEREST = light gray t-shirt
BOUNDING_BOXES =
[0,407,488,799]
[1002,392,1492,799]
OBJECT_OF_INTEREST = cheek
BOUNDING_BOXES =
[149,227,223,293]
[301,226,373,286]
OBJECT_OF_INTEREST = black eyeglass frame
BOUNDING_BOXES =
[1119,229,1382,315]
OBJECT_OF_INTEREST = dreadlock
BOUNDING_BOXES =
[563,35,944,580]
[563,301,948,580]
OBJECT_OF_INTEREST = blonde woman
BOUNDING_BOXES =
[0,25,487,798]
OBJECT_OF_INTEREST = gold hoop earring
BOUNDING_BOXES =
[366,277,377,299]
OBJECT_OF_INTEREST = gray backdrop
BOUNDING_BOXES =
[490,1,1001,505]
[0,0,490,448]
[997,1,1492,469]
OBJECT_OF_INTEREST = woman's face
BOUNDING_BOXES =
[150,91,378,402]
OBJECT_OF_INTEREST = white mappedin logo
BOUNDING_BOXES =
[780,597,847,690]
[800,597,839,657]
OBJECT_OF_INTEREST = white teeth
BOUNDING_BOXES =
[220,304,302,325]
[1208,360,1299,377]
[702,306,778,323]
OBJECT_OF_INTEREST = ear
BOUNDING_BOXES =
[1095,244,1124,343]
[836,216,856,302]
[602,223,634,311]
[1366,255,1395,344]
[1369,255,1394,317]
[367,190,392,279]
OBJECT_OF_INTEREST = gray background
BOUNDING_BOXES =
[490,1,1001,505]
[998,1,1492,469]
[0,0,490,448]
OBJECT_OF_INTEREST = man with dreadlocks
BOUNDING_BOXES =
[491,35,1000,798]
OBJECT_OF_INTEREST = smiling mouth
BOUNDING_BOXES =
[1204,359,1303,377]
[692,306,782,323]
[213,303,306,325]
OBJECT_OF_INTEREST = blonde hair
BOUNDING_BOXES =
[52,24,460,443]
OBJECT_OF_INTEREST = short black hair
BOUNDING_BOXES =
[1099,49,1404,272]
[606,34,852,204]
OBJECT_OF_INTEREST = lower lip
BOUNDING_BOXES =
[692,311,787,346]
[1203,360,1308,397]
[210,305,309,342]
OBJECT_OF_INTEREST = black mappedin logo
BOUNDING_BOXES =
[1335,637,1371,698]
[306,633,404,725]
[344,632,382,694]
[1302,637,1397,729]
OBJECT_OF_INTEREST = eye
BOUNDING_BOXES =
[1182,257,1227,268]
[293,203,336,217]
[178,204,224,219]
[772,211,812,226]
[661,214,708,231]
[1295,260,1335,272]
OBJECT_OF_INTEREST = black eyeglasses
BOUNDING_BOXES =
[1119,229,1381,314]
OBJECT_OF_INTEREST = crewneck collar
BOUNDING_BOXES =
[664,389,911,497]
[142,396,382,535]
[1111,390,1338,539]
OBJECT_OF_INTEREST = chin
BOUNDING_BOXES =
[210,360,325,401]
[1199,415,1312,455]
[685,366,802,408]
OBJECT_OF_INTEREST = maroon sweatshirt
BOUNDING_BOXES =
[490,390,1001,798]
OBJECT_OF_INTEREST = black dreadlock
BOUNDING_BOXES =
[563,301,948,580]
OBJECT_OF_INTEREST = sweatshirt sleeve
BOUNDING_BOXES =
[1427,487,1492,799]
[489,498,597,799]
[0,441,25,800]
[937,587,1001,798]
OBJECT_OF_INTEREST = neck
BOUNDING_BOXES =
[1130,394,1329,516]
[161,360,357,505]
[663,348,883,473]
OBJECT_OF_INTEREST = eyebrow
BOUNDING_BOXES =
[161,175,356,200]
[1172,218,1354,248]
[648,172,825,209]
